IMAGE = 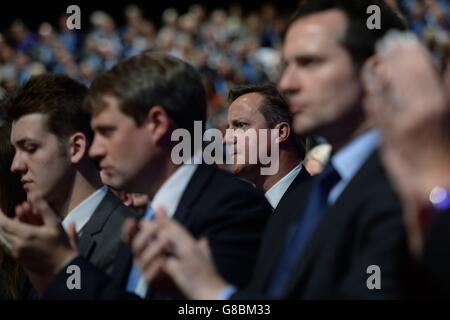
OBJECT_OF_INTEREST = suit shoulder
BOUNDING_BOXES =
[93,191,138,231]
[208,167,266,199]
[364,166,401,210]
[188,166,271,218]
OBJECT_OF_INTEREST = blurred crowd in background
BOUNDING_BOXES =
[0,0,448,119]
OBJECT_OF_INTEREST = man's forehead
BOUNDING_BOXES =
[229,93,264,116]
[91,96,123,124]
[12,113,48,132]
[11,113,49,142]
[283,10,347,55]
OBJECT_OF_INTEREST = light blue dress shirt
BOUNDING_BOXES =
[329,130,380,205]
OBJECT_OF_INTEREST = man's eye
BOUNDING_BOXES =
[298,57,320,67]
[237,122,248,129]
[24,145,37,153]
[99,128,115,137]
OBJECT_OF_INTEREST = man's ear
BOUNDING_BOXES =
[69,132,87,164]
[361,55,387,120]
[145,106,172,144]
[274,122,291,144]
[361,55,384,95]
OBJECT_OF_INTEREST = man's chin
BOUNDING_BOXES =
[232,165,259,179]
[101,175,123,190]
[26,189,43,199]
[115,179,143,194]
[231,164,245,176]
[293,119,318,137]
[108,180,125,191]
[26,190,52,206]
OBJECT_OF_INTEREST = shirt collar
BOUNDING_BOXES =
[265,164,302,209]
[331,130,380,182]
[62,186,108,233]
[149,154,201,217]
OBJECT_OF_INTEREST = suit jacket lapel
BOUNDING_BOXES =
[111,165,215,291]
[274,167,311,214]
[112,242,134,288]
[256,169,313,291]
[78,190,120,260]
[173,164,215,223]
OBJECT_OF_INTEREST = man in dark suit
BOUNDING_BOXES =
[238,0,411,299]
[0,53,271,299]
[1,74,135,298]
[123,0,414,299]
[225,84,309,209]
[5,74,135,272]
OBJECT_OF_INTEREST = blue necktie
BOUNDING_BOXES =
[267,164,341,298]
[126,206,155,293]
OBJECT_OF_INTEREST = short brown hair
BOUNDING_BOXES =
[85,52,207,137]
[287,0,407,70]
[228,83,306,158]
[228,83,293,129]
[5,73,92,142]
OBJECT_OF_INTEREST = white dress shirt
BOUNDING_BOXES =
[265,164,302,209]
[133,159,200,298]
[150,162,199,218]
[61,186,108,234]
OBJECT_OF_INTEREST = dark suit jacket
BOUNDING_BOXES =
[273,167,311,214]
[234,151,412,299]
[42,164,272,299]
[77,190,137,275]
[21,189,136,299]
[422,208,450,298]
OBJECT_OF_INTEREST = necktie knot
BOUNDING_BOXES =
[318,164,341,196]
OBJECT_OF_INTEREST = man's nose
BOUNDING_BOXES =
[278,65,300,93]
[89,136,106,160]
[224,128,235,145]
[10,152,26,174]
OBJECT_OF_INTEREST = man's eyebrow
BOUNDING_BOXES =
[231,118,248,123]
[93,124,116,130]
[14,137,39,145]
[293,53,323,61]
